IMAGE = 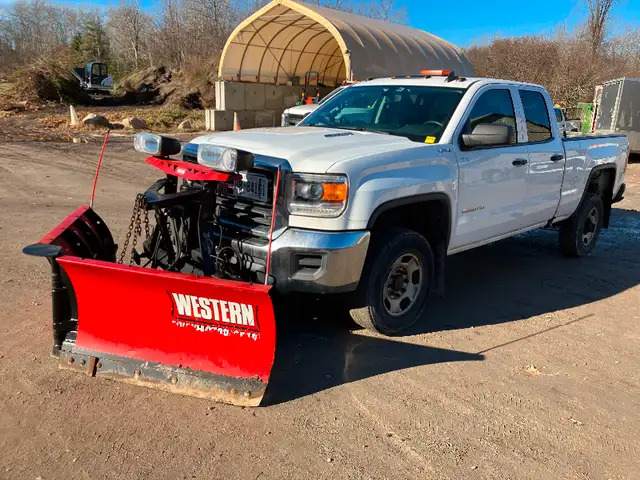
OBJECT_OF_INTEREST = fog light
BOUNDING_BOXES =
[197,144,254,172]
[133,133,181,157]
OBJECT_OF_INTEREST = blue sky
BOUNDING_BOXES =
[1,0,638,47]
[403,0,639,46]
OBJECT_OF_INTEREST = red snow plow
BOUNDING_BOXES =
[24,134,281,406]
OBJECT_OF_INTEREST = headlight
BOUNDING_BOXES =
[197,144,254,172]
[287,173,348,217]
[134,133,181,157]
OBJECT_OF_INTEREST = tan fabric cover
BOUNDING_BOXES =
[219,0,473,86]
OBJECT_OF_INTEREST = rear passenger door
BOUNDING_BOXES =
[517,89,566,225]
[451,87,531,249]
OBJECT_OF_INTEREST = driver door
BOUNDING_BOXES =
[450,87,530,250]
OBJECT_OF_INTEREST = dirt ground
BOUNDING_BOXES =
[0,138,638,479]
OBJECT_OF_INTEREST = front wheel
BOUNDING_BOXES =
[559,195,604,257]
[349,228,433,336]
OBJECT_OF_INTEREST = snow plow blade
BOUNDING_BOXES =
[24,206,276,407]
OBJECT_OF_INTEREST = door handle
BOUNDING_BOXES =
[512,158,528,166]
[550,154,564,162]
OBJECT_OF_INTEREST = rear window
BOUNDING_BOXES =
[520,90,552,142]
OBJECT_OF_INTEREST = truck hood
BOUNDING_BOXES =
[191,127,414,173]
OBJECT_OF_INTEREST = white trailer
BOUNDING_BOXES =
[593,77,640,153]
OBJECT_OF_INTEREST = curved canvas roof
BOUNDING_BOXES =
[218,0,473,87]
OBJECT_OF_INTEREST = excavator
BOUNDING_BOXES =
[71,61,113,97]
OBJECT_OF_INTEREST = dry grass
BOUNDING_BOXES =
[0,82,12,95]
[37,105,204,132]
[0,104,206,143]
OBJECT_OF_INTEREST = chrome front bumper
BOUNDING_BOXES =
[266,228,370,294]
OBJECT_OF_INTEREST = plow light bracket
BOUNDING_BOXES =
[145,157,234,182]
[197,144,254,172]
[134,133,182,157]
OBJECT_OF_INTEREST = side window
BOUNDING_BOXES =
[554,108,563,122]
[463,89,517,146]
[520,90,553,142]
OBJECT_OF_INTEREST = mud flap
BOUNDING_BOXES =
[25,207,276,407]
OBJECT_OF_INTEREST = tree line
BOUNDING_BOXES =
[467,1,639,106]
[0,0,637,106]
[0,0,404,80]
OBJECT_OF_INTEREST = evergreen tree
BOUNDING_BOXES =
[78,16,109,62]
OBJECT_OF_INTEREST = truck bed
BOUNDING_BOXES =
[563,133,628,142]
[556,133,628,220]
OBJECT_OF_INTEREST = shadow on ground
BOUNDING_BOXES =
[423,207,640,334]
[264,316,484,405]
[264,208,640,405]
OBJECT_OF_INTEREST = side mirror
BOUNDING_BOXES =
[462,124,512,148]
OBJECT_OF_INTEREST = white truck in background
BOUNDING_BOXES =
[281,85,349,126]
[186,73,629,335]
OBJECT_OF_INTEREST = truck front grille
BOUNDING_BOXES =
[215,169,275,245]
[182,143,282,248]
[286,113,306,126]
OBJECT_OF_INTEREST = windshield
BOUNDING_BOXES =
[318,86,346,105]
[301,85,466,143]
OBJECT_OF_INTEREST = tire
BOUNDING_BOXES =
[349,228,434,336]
[559,195,604,257]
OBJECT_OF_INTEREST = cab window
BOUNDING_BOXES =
[554,108,564,122]
[521,90,553,142]
[463,89,517,145]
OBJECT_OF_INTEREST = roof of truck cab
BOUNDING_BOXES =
[354,76,546,90]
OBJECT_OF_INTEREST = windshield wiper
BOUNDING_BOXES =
[328,126,391,135]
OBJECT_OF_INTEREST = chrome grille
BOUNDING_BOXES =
[182,143,278,246]
[286,114,305,126]
[215,169,274,243]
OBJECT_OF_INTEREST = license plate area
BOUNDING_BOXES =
[235,172,269,203]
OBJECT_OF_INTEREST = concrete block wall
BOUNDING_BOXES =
[209,81,337,131]
[216,81,302,112]
[244,83,266,110]
[206,109,282,131]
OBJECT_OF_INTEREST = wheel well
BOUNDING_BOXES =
[369,198,450,247]
[368,196,450,295]
[587,167,615,227]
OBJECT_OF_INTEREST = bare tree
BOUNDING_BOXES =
[467,37,561,88]
[359,0,407,22]
[155,0,187,68]
[0,0,82,61]
[586,0,615,54]
[610,28,640,74]
[107,2,153,70]
[238,0,406,22]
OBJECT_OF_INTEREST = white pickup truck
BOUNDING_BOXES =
[280,85,349,126]
[184,74,629,334]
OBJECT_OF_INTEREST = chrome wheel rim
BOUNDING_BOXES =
[382,253,422,317]
[581,206,599,247]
